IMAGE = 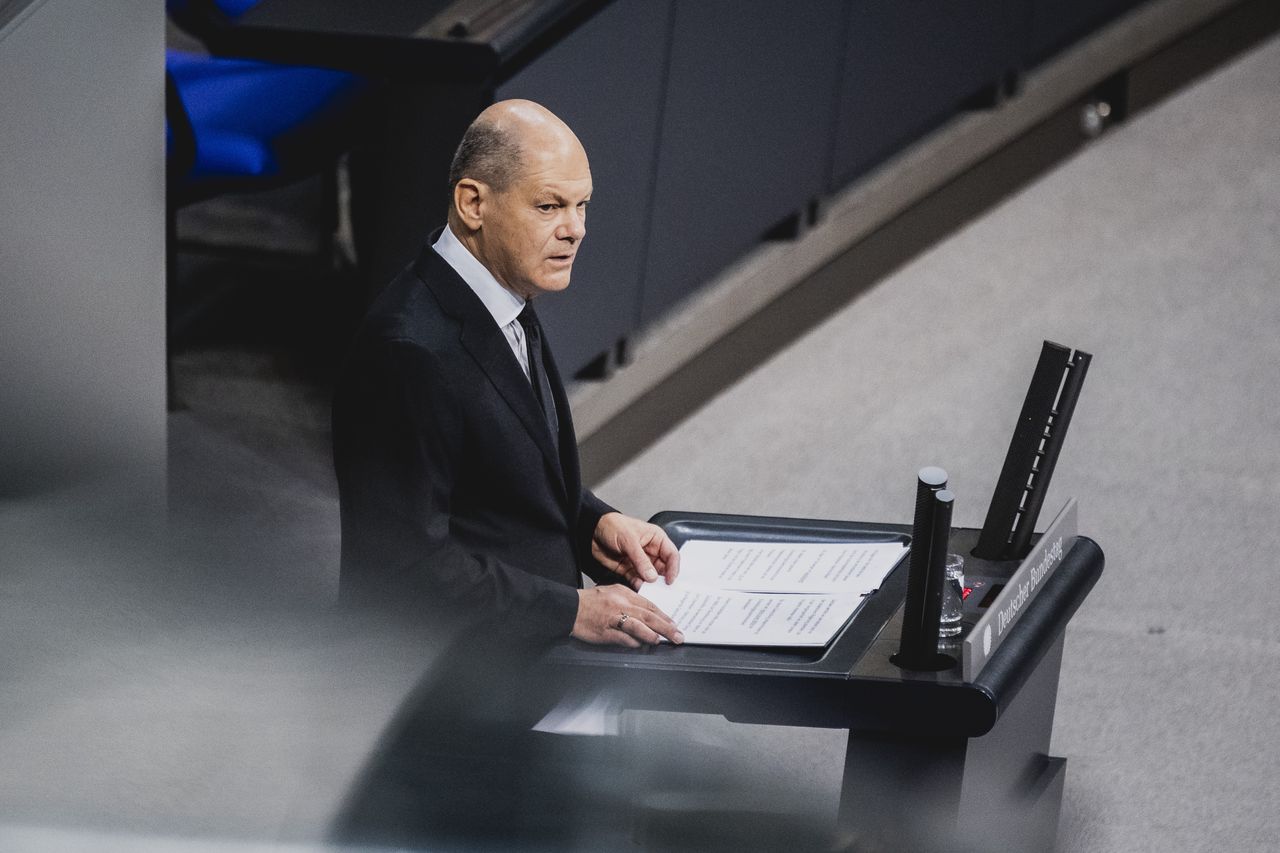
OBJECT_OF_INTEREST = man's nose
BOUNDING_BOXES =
[559,208,586,243]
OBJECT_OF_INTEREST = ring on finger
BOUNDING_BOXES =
[616,613,629,630]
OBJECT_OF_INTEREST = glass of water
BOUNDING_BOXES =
[938,553,965,638]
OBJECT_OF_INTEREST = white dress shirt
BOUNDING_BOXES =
[432,224,532,379]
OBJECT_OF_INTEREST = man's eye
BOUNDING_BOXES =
[537,204,558,212]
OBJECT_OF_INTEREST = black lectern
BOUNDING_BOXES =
[543,340,1099,848]
[542,513,1103,850]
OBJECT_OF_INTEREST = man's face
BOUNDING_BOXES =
[478,139,592,300]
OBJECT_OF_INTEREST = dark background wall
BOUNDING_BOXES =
[493,0,1154,377]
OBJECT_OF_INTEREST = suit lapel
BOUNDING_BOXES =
[413,247,569,502]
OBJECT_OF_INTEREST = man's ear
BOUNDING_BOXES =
[453,179,485,231]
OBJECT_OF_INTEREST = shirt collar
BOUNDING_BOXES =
[432,224,526,327]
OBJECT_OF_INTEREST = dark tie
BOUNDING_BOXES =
[517,303,560,440]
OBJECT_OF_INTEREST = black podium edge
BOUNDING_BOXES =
[971,535,1105,727]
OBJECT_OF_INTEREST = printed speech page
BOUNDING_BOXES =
[638,539,906,647]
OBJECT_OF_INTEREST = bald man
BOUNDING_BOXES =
[333,100,684,648]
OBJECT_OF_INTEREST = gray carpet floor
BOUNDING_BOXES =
[1,27,1276,853]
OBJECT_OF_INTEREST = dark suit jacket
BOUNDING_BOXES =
[332,237,616,641]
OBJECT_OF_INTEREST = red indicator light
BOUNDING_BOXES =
[961,587,973,601]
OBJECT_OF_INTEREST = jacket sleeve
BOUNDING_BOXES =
[334,337,579,641]
[576,488,619,587]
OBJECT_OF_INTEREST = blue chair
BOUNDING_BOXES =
[165,0,372,405]
[166,0,370,210]
[165,47,367,203]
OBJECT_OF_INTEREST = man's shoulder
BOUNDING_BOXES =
[336,267,464,410]
[358,256,458,350]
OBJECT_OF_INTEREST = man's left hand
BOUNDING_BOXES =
[591,512,680,590]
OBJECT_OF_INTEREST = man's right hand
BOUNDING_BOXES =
[572,585,684,647]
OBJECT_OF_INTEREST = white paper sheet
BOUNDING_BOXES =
[674,539,906,595]
[635,538,906,647]
[639,583,865,647]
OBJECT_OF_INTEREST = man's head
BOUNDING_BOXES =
[447,100,591,300]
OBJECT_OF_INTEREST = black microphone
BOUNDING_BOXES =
[893,468,956,671]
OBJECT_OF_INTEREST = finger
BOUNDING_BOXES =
[609,628,642,649]
[615,607,673,646]
[608,613,643,648]
[648,611,685,645]
[655,532,680,584]
[637,613,684,645]
[607,561,648,589]
[624,536,659,583]
[591,540,647,585]
[628,600,684,645]
[623,616,663,646]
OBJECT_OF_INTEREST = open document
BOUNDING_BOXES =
[639,539,907,647]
